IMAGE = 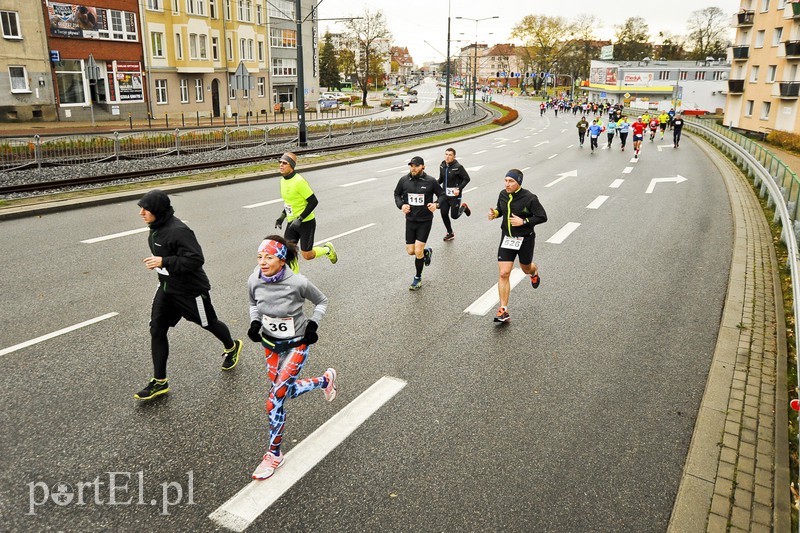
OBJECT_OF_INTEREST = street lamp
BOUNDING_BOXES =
[455,15,498,115]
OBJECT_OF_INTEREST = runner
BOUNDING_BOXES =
[487,169,548,323]
[274,152,338,266]
[247,235,337,480]
[393,156,445,290]
[617,115,630,152]
[672,113,684,147]
[588,119,604,153]
[438,147,472,241]
[631,116,647,159]
[605,117,617,149]
[648,115,659,142]
[658,111,670,139]
[134,189,243,401]
[576,116,589,148]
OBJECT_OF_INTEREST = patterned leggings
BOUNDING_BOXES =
[264,344,326,455]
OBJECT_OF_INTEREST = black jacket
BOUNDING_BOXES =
[438,159,471,198]
[139,190,210,296]
[393,171,444,222]
[494,187,548,237]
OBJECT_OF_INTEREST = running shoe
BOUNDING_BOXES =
[252,452,284,480]
[460,202,472,217]
[493,307,510,323]
[323,368,337,402]
[134,378,169,401]
[221,339,243,371]
[531,272,540,289]
[409,276,422,291]
[325,242,338,264]
[423,247,433,266]
[443,232,455,241]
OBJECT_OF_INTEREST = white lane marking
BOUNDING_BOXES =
[545,170,577,188]
[622,167,633,174]
[546,222,581,244]
[464,165,484,172]
[474,150,487,155]
[512,140,521,143]
[521,167,530,172]
[496,144,507,148]
[523,136,531,139]
[463,187,478,193]
[0,312,119,357]
[377,165,409,173]
[81,227,148,244]
[567,144,574,148]
[609,179,625,188]
[464,268,527,316]
[340,178,377,188]
[645,175,688,194]
[208,376,407,532]
[587,195,609,209]
[314,223,375,246]
[630,157,638,163]
[534,141,549,148]
[547,154,558,160]
[243,198,283,209]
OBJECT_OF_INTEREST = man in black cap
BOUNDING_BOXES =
[487,169,548,323]
[134,189,242,401]
[393,156,445,290]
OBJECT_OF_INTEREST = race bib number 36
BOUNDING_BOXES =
[407,193,424,206]
[261,316,296,339]
[501,236,524,250]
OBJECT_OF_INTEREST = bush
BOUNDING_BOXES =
[767,129,800,155]
[489,102,518,126]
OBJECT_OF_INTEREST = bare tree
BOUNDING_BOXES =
[343,9,392,105]
[686,7,730,60]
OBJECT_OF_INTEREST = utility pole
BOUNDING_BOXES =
[295,0,307,146]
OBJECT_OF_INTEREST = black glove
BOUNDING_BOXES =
[247,320,262,343]
[302,320,319,345]
[287,218,302,233]
[275,217,284,230]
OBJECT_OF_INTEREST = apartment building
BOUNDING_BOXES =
[725,0,800,135]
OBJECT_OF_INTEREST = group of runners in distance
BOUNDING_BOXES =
[576,106,684,157]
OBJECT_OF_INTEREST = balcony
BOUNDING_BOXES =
[779,81,800,98]
[727,79,745,93]
[732,46,750,60]
[786,40,800,58]
[736,10,755,25]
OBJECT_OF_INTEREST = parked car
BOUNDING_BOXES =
[408,88,418,95]
[322,91,350,102]
[409,94,418,103]
[390,98,405,111]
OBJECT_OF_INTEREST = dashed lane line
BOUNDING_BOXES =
[464,268,527,316]
[243,198,283,209]
[314,223,376,246]
[81,227,148,244]
[587,196,609,209]
[0,312,119,357]
[340,178,377,188]
[546,222,581,244]
[609,179,625,188]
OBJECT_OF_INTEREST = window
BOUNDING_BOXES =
[227,37,233,60]
[186,0,205,15]
[767,65,777,82]
[180,79,189,102]
[267,0,294,20]
[270,28,296,48]
[248,39,254,60]
[258,76,265,97]
[258,40,264,62]
[209,0,217,18]
[773,28,783,47]
[175,33,183,59]
[761,0,770,11]
[199,35,207,59]
[658,71,670,80]
[212,37,219,60]
[256,4,263,24]
[229,81,236,99]
[679,71,688,81]
[750,65,760,82]
[147,0,161,10]
[224,0,231,20]
[151,32,165,58]
[95,9,138,41]
[155,79,168,104]
[745,100,754,116]
[195,79,204,102]
[54,60,86,105]
[760,101,771,119]
[713,71,725,80]
[239,38,245,60]
[9,66,29,93]
[271,57,297,76]
[1,11,21,39]
[190,34,198,59]
[694,71,706,80]
[172,0,180,13]
[756,30,765,48]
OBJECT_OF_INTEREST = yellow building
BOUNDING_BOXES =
[725,0,800,135]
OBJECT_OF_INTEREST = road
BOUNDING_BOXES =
[0,99,733,532]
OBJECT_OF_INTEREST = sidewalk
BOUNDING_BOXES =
[668,139,791,531]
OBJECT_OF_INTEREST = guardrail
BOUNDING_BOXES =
[0,109,462,172]
[687,117,800,514]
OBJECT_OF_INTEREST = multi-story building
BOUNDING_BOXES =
[725,0,800,135]
[586,59,729,113]
[42,0,146,121]
[457,43,489,88]
[483,43,525,88]
[1,1,56,121]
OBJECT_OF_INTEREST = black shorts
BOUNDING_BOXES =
[497,234,535,265]
[151,285,219,329]
[659,123,667,131]
[405,219,433,245]
[633,134,643,142]
[285,218,316,252]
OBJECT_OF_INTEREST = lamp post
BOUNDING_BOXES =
[445,1,451,124]
[455,15,498,116]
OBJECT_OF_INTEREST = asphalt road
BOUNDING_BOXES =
[0,99,733,532]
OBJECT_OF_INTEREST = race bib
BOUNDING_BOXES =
[261,315,296,339]
[446,187,458,197]
[283,203,293,217]
[408,193,424,206]
[501,236,524,250]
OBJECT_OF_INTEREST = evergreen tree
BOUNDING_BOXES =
[319,32,341,90]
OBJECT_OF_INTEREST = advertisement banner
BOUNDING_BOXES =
[622,72,655,87]
[115,61,144,102]
[47,2,102,38]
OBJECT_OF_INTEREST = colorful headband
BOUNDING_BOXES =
[258,239,287,260]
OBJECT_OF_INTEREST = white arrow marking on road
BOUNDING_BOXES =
[340,178,377,187]
[464,165,484,172]
[657,145,674,152]
[243,198,283,209]
[314,223,375,246]
[622,167,633,174]
[587,195,609,209]
[546,222,581,244]
[646,175,688,194]
[0,312,119,356]
[545,169,578,188]
[209,376,407,532]
[464,268,528,316]
[609,179,625,188]
[81,227,149,243]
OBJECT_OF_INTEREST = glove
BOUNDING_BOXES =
[302,320,319,345]
[247,320,262,343]
[287,218,302,233]
[274,218,284,230]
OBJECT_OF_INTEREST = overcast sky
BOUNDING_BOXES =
[317,0,739,65]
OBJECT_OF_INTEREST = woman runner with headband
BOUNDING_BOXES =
[247,234,337,480]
